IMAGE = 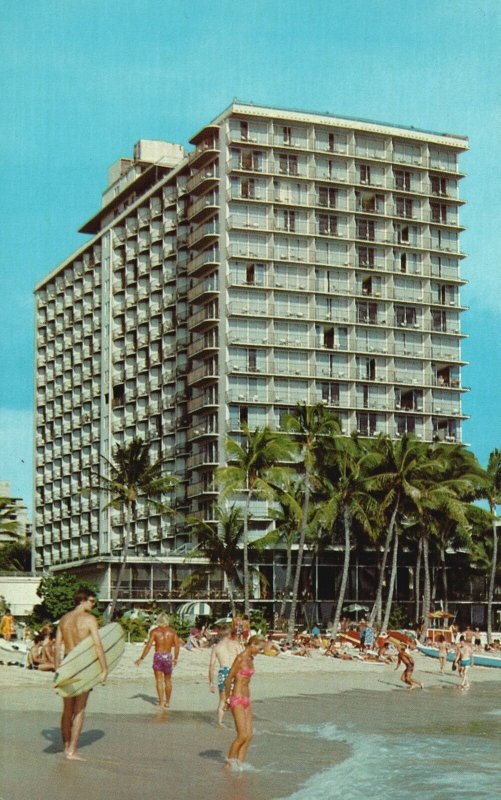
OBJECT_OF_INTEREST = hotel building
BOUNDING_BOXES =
[34,102,469,607]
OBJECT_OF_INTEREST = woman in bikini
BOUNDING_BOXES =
[224,635,265,770]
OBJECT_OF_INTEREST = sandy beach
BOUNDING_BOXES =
[1,644,500,800]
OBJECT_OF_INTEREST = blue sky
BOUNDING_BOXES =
[1,0,499,514]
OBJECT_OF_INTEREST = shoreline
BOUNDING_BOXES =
[1,646,501,799]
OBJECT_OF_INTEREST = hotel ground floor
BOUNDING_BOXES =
[50,548,500,631]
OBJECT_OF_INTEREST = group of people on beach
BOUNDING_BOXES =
[34,587,488,767]
[134,610,264,769]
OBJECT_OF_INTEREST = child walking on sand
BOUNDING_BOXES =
[395,645,424,690]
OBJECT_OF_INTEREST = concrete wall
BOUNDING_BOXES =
[0,576,40,617]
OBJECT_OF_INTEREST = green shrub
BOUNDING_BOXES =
[119,616,151,642]
[387,604,410,631]
[32,574,99,624]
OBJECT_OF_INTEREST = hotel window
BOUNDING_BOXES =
[357,301,378,325]
[241,150,262,171]
[359,165,371,185]
[318,213,338,235]
[394,170,411,191]
[395,306,417,326]
[320,382,340,405]
[430,175,447,196]
[357,357,376,381]
[357,412,377,436]
[358,247,375,268]
[396,197,413,218]
[240,121,249,141]
[281,209,296,232]
[283,126,292,145]
[357,191,384,213]
[241,178,256,199]
[432,309,448,332]
[279,154,298,175]
[357,219,375,241]
[395,223,409,244]
[318,186,337,208]
[430,203,447,223]
[328,133,335,152]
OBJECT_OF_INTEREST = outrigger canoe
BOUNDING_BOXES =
[417,643,501,669]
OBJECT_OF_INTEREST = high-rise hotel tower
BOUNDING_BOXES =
[34,103,468,595]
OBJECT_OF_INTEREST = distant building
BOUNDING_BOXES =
[0,481,30,546]
[33,102,469,611]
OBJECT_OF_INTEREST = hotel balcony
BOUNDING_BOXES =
[187,192,219,223]
[186,165,219,195]
[187,220,219,249]
[187,304,219,332]
[187,275,219,304]
[187,247,220,277]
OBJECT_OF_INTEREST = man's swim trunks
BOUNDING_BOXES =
[218,666,231,692]
[153,652,173,674]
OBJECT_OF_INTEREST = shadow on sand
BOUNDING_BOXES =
[129,693,159,706]
[41,727,105,754]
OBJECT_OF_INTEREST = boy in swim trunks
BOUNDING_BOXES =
[135,612,180,708]
[209,626,242,725]
[456,637,473,690]
[395,645,424,690]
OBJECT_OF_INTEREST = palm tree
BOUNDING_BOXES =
[187,505,245,614]
[95,437,178,620]
[216,425,296,615]
[267,477,304,619]
[283,404,341,643]
[0,539,32,572]
[484,449,501,643]
[0,497,19,540]
[365,435,423,627]
[320,436,378,637]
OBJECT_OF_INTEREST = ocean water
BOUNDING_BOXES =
[280,685,501,800]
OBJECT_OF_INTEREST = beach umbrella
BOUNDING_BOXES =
[428,611,454,619]
[344,604,369,613]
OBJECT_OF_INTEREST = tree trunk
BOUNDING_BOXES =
[420,534,431,643]
[441,546,448,611]
[414,538,422,625]
[369,494,400,627]
[109,503,132,620]
[280,543,294,618]
[487,513,498,645]
[331,505,351,638]
[382,528,399,633]
[225,573,237,616]
[243,490,252,616]
[286,475,310,644]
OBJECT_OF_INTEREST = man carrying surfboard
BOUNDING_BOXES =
[135,612,180,708]
[55,587,108,760]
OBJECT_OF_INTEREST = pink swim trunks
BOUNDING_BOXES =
[153,652,173,674]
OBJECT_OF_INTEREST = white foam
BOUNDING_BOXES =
[280,721,501,799]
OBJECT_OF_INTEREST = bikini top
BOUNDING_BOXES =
[237,665,255,678]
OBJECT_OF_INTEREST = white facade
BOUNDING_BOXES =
[34,102,468,577]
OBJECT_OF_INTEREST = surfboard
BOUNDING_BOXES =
[54,622,125,698]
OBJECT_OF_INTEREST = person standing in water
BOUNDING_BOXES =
[437,634,448,673]
[209,626,242,725]
[395,645,424,690]
[55,588,108,760]
[224,635,265,770]
[455,636,473,690]
[135,612,180,708]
